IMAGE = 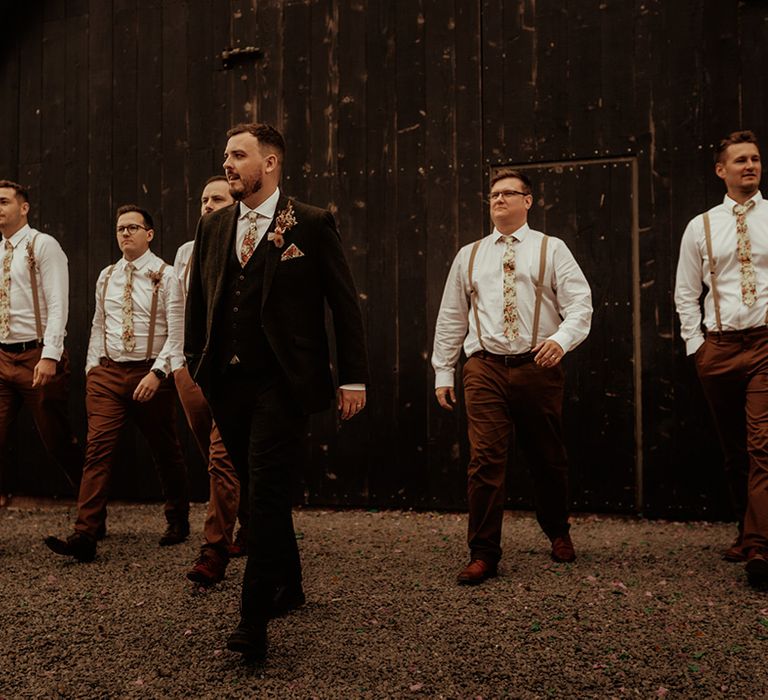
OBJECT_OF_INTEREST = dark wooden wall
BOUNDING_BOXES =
[1,0,767,518]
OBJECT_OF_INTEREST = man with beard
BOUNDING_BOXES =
[675,130,768,585]
[185,123,368,660]
[432,168,592,585]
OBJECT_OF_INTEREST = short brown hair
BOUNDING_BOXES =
[490,168,532,194]
[227,123,286,163]
[0,180,29,203]
[714,130,760,163]
[204,175,228,186]
[116,204,154,230]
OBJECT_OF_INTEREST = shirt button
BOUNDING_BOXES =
[233,307,239,312]
[235,291,241,296]
[239,275,245,281]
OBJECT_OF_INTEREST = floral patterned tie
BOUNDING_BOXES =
[734,200,757,307]
[121,262,136,352]
[502,235,519,340]
[0,240,12,340]
[240,211,259,266]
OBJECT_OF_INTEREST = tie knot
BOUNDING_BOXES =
[733,200,756,216]
[247,210,259,223]
[125,262,135,273]
[4,240,11,252]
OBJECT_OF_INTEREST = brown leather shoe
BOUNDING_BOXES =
[159,520,190,546]
[746,551,768,583]
[228,527,247,558]
[722,536,747,562]
[551,534,576,563]
[187,546,228,586]
[44,533,97,563]
[456,559,498,585]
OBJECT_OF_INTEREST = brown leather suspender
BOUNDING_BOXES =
[702,212,723,332]
[26,234,44,341]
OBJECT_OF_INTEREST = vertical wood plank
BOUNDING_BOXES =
[363,0,399,507]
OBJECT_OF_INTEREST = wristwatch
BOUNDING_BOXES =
[151,368,167,380]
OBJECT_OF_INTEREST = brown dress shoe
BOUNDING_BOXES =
[551,534,576,563]
[44,533,97,563]
[159,520,190,546]
[187,546,228,586]
[722,537,748,562]
[457,559,498,585]
[746,551,768,583]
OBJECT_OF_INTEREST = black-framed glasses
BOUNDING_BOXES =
[489,190,529,201]
[116,224,149,234]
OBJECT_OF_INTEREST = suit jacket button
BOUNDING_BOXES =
[233,307,239,313]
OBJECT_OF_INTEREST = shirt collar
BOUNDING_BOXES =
[121,248,154,271]
[3,224,31,249]
[492,222,530,244]
[238,187,281,221]
[723,190,763,210]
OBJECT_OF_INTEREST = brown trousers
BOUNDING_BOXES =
[174,365,245,550]
[0,347,82,493]
[463,354,570,565]
[75,358,189,538]
[696,328,768,554]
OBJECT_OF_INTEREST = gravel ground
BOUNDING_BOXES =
[1,502,767,699]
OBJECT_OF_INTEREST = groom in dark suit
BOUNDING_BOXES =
[185,123,368,660]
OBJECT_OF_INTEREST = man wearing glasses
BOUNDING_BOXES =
[45,205,189,562]
[432,168,592,585]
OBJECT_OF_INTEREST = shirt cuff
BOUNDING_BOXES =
[434,370,455,389]
[686,336,705,355]
[41,346,63,362]
[339,383,365,391]
[547,330,572,354]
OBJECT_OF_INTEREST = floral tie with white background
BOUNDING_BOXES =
[734,200,757,307]
[0,240,12,340]
[502,235,519,340]
[121,262,136,351]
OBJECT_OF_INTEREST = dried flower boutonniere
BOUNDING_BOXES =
[147,268,164,293]
[268,200,297,249]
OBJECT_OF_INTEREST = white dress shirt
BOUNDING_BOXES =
[173,240,194,297]
[85,249,183,375]
[675,191,768,355]
[0,224,69,361]
[236,188,281,256]
[432,223,593,388]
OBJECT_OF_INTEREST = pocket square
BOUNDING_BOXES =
[281,243,305,261]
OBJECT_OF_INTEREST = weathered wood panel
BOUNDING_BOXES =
[2,0,767,519]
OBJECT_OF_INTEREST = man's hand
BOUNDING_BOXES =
[436,386,456,411]
[337,387,366,420]
[533,339,565,368]
[32,358,57,388]
[133,372,161,402]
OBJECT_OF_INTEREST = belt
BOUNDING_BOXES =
[99,357,155,368]
[473,350,536,367]
[706,326,768,339]
[0,339,43,353]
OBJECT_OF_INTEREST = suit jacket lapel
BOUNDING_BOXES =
[210,205,239,325]
[261,193,288,307]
